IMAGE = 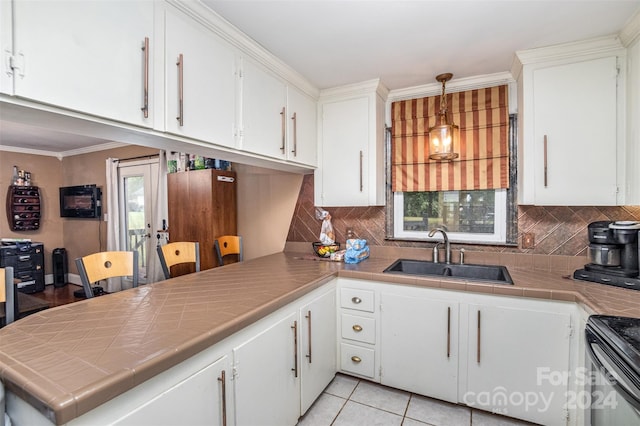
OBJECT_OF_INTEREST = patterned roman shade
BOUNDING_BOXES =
[391,85,509,192]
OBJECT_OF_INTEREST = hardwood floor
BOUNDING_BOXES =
[30,283,87,308]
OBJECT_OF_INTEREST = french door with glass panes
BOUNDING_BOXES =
[118,160,160,283]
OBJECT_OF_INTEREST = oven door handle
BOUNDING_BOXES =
[586,327,640,411]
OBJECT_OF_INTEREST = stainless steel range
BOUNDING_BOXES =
[574,221,640,291]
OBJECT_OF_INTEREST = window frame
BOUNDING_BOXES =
[392,189,508,243]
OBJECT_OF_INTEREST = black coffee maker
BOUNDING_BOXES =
[574,221,640,290]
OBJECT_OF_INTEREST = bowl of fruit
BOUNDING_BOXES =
[312,241,341,258]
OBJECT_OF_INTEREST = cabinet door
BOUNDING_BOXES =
[466,304,571,426]
[533,56,618,205]
[113,355,230,425]
[299,288,336,414]
[287,86,317,167]
[165,6,237,147]
[317,97,369,206]
[380,292,459,403]
[241,58,287,159]
[11,0,154,127]
[233,311,300,426]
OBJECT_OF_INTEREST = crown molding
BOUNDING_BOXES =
[172,0,319,99]
[620,8,640,46]
[515,35,625,66]
[318,78,389,101]
[387,71,515,102]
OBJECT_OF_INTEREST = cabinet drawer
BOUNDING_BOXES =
[340,288,374,312]
[340,342,375,378]
[341,314,375,344]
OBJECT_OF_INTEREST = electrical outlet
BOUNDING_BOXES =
[522,233,535,249]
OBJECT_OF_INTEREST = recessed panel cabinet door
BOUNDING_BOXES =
[11,0,154,127]
[165,6,237,147]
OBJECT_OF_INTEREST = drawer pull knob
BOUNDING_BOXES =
[352,325,363,332]
[351,297,362,304]
[351,356,362,363]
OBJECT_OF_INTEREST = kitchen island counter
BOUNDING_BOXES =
[1,248,638,424]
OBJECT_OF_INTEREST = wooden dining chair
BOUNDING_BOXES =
[75,251,139,298]
[214,236,243,266]
[0,267,16,325]
[157,241,200,279]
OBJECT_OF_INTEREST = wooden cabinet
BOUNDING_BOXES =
[167,169,237,271]
[516,38,626,205]
[4,0,154,127]
[240,59,317,167]
[299,287,336,414]
[315,80,387,206]
[164,5,238,148]
[464,302,573,426]
[380,290,459,403]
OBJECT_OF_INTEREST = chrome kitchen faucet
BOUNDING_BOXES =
[428,227,451,264]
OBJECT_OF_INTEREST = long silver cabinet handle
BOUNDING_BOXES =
[305,310,312,363]
[291,112,297,156]
[477,310,481,364]
[217,370,227,426]
[359,150,363,192]
[280,107,286,153]
[176,54,184,126]
[141,37,149,118]
[543,135,548,187]
[291,320,298,377]
[446,306,451,358]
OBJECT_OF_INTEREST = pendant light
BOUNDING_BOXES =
[428,73,459,161]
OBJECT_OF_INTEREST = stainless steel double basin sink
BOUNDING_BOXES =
[383,258,513,285]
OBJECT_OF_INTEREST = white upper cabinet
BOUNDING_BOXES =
[240,58,317,167]
[315,80,387,206]
[164,5,238,148]
[240,58,288,159]
[6,0,155,127]
[286,85,317,166]
[515,37,626,205]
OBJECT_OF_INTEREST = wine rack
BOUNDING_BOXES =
[6,186,41,231]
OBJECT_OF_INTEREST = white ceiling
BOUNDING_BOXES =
[1,0,639,155]
[201,0,640,90]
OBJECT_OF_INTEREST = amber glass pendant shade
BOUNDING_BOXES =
[428,73,459,161]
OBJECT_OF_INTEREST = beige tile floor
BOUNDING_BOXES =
[297,374,536,426]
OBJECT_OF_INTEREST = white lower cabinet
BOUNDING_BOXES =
[112,355,230,426]
[233,311,300,426]
[299,287,337,414]
[463,302,574,426]
[337,280,380,381]
[379,290,459,403]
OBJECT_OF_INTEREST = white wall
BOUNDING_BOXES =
[235,164,304,260]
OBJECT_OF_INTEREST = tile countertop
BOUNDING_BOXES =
[1,246,639,425]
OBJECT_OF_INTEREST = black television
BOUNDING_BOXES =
[59,185,102,218]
